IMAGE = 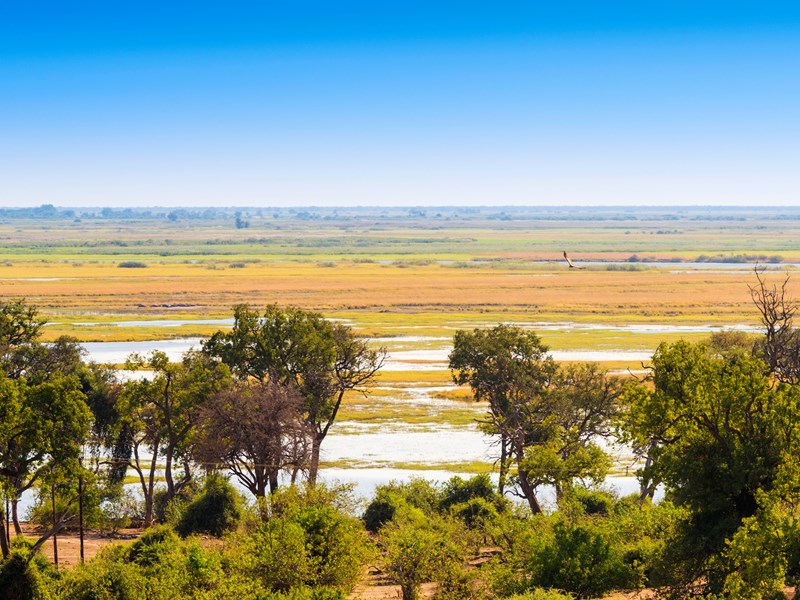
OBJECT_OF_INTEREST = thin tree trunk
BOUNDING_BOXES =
[145,441,159,527]
[0,504,8,559]
[638,447,656,504]
[164,444,175,500]
[498,435,508,495]
[268,470,279,494]
[12,498,21,534]
[308,435,323,486]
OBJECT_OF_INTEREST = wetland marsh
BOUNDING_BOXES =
[1,206,796,490]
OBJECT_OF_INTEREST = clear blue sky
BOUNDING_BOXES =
[1,1,799,207]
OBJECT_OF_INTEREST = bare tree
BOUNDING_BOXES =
[750,266,800,383]
[194,381,312,498]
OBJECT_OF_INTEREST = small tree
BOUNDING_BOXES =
[379,508,469,600]
[750,267,800,383]
[0,373,92,549]
[194,380,311,497]
[117,350,231,526]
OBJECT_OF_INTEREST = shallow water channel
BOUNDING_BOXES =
[13,329,690,514]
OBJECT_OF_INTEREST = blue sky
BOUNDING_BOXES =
[1,1,799,207]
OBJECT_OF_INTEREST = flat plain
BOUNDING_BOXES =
[2,206,798,473]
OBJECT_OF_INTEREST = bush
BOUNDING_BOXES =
[231,484,370,594]
[439,475,508,528]
[0,539,56,600]
[379,509,470,600]
[176,474,242,537]
[530,522,639,598]
[117,261,147,268]
[238,520,311,591]
[363,477,442,532]
[127,525,182,567]
[449,497,500,529]
[363,488,405,533]
[567,487,616,517]
[440,474,506,513]
[59,557,146,600]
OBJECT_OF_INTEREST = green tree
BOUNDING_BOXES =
[378,508,469,600]
[0,373,92,556]
[449,325,556,501]
[203,304,384,484]
[117,350,231,526]
[620,340,800,593]
[0,299,45,379]
[450,327,620,513]
[522,363,622,503]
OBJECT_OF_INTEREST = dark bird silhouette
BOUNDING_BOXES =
[563,251,584,269]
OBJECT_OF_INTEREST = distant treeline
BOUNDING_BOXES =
[5,204,800,224]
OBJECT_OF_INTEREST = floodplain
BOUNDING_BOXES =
[2,205,798,478]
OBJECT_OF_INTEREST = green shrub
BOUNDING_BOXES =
[230,484,369,594]
[0,541,56,600]
[449,497,500,529]
[363,477,442,532]
[363,489,405,533]
[379,509,469,600]
[439,474,506,513]
[238,520,311,591]
[530,522,639,598]
[59,557,146,600]
[127,525,182,567]
[568,487,616,517]
[117,261,147,268]
[176,474,242,537]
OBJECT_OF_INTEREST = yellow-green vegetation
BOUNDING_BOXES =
[1,208,795,344]
[1,208,790,475]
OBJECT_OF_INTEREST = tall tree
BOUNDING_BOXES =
[620,340,800,593]
[204,304,384,484]
[450,326,622,513]
[0,373,92,552]
[521,362,623,502]
[449,324,556,502]
[118,350,231,525]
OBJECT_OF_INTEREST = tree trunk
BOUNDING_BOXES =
[638,447,657,504]
[308,435,323,486]
[164,445,174,500]
[401,583,419,600]
[517,468,543,515]
[0,504,8,559]
[145,462,158,527]
[498,435,508,495]
[268,470,279,494]
[12,498,21,534]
